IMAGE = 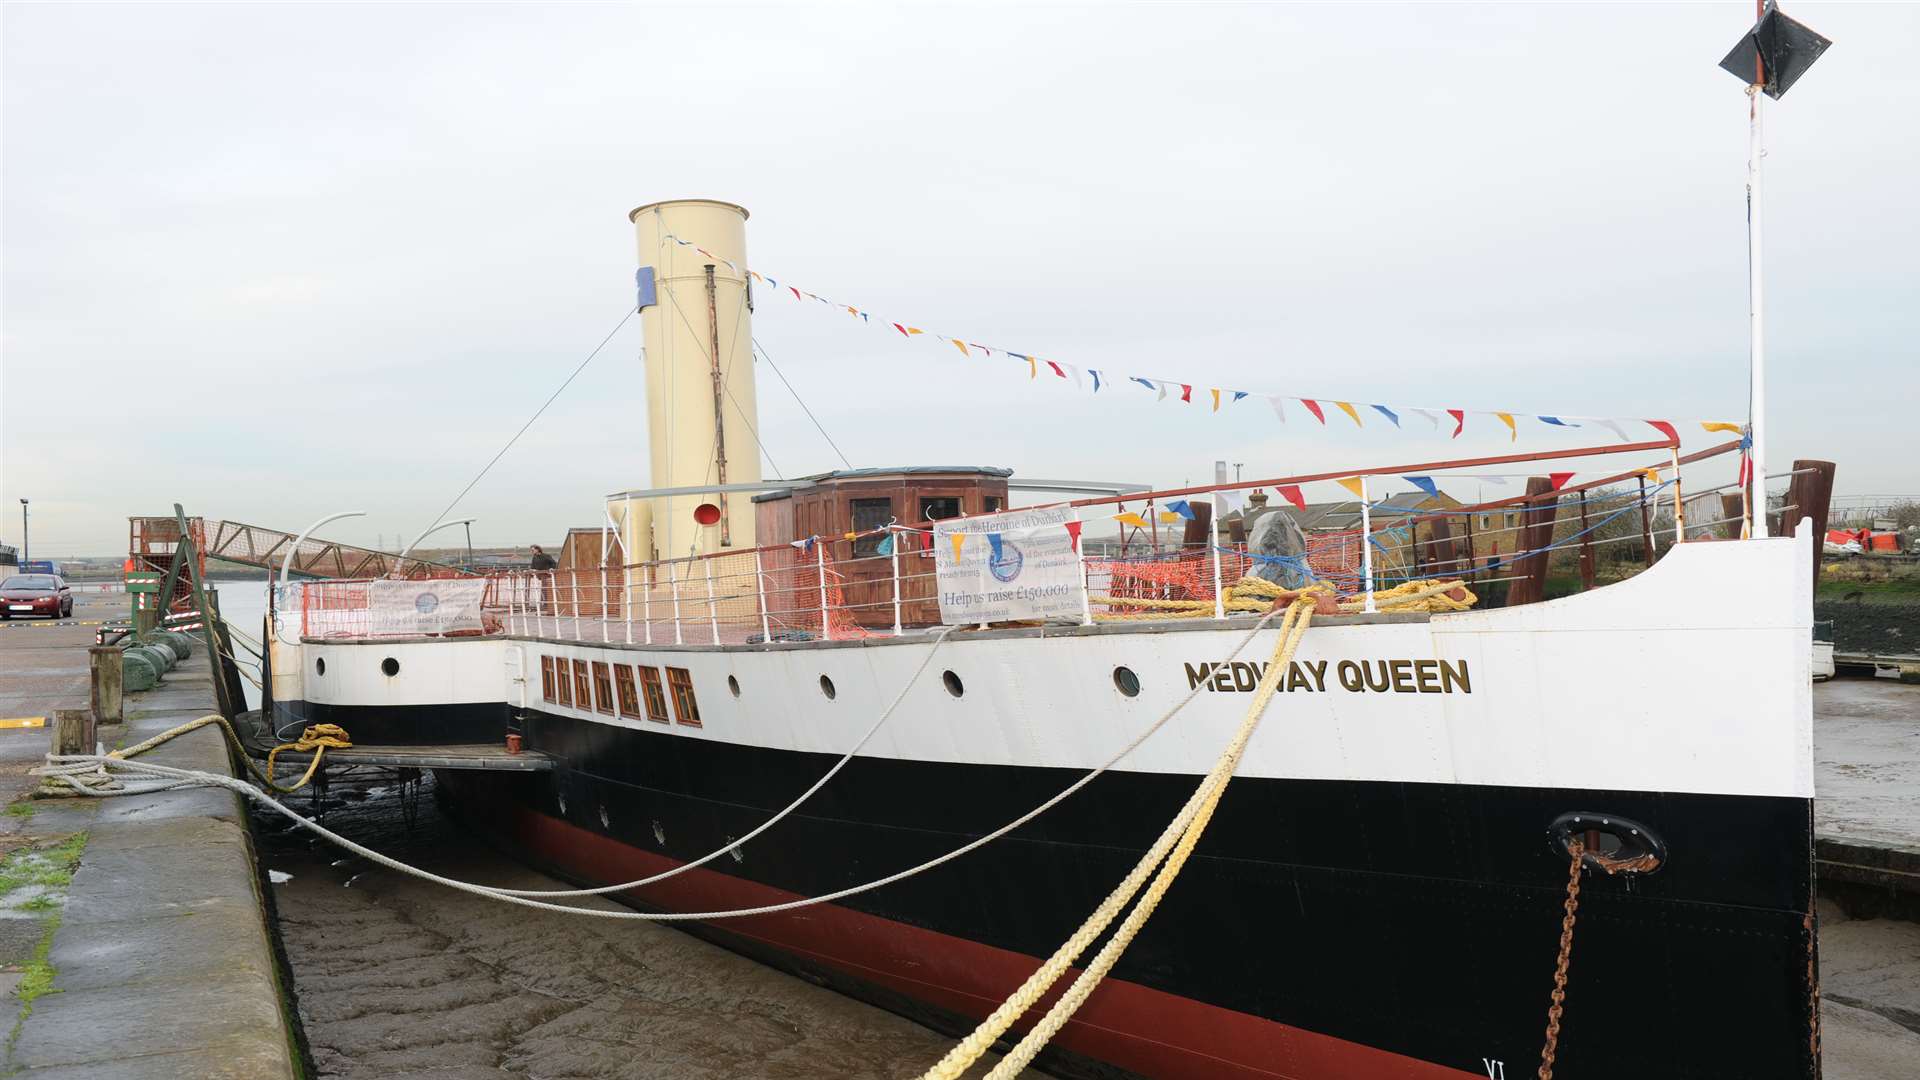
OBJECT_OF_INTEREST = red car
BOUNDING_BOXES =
[0,574,72,619]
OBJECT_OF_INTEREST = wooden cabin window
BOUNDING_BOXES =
[574,660,593,710]
[554,658,573,707]
[851,498,892,557]
[638,665,671,724]
[614,665,641,719]
[983,496,1003,514]
[666,666,702,727]
[920,496,961,523]
[591,661,615,715]
[540,656,556,703]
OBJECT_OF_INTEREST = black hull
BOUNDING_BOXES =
[321,699,1822,1078]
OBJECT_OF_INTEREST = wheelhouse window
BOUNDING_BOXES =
[614,665,641,720]
[540,656,556,703]
[919,496,961,524]
[850,498,892,558]
[638,666,671,724]
[573,660,593,710]
[554,658,573,707]
[591,661,615,716]
[983,496,1004,514]
[666,667,702,727]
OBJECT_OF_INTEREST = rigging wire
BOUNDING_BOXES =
[753,336,854,471]
[662,283,783,481]
[409,307,636,550]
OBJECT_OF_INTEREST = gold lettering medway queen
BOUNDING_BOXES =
[1183,659,1470,694]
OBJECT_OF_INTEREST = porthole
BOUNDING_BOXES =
[942,670,965,698]
[1112,666,1141,697]
[381,657,400,677]
[727,674,741,698]
[315,657,326,676]
[819,674,836,700]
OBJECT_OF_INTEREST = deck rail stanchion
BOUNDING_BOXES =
[1359,475,1377,612]
[571,571,582,640]
[1076,511,1094,627]
[890,528,904,637]
[643,565,654,646]
[1209,496,1226,619]
[705,559,720,644]
[546,571,558,638]
[755,548,772,644]
[1638,475,1656,567]
[670,560,684,646]
[624,566,633,645]
[816,540,832,642]
[601,564,611,644]
[1670,448,1686,543]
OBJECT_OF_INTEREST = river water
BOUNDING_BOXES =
[252,779,1033,1080]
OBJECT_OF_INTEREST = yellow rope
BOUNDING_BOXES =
[919,598,1318,1080]
[264,723,353,793]
[1093,575,1477,620]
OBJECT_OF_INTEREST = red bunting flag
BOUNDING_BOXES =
[1448,409,1465,438]
[789,286,802,300]
[1646,420,1679,444]
[1548,472,1575,491]
[892,323,909,336]
[1063,519,1083,553]
[1179,384,1193,403]
[1047,361,1066,378]
[1301,399,1326,424]
[1277,484,1307,511]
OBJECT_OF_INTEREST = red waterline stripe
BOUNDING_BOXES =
[448,778,1479,1080]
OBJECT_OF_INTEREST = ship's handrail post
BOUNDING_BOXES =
[754,548,772,644]
[705,559,719,644]
[890,527,903,637]
[571,570,582,640]
[643,564,654,646]
[600,548,611,645]
[1670,448,1686,543]
[1359,475,1376,613]
[1076,510,1094,627]
[670,560,684,646]
[1209,494,1226,620]
[816,539,832,642]
[623,565,633,645]
[545,572,557,638]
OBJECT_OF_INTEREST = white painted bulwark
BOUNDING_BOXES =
[293,533,1814,800]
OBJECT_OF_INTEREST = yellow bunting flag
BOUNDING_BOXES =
[1210,388,1222,412]
[1701,421,1744,434]
[846,306,859,316]
[1495,412,1517,441]
[1333,401,1363,426]
[1642,468,1661,484]
[1335,476,1366,499]
[1159,510,1184,524]
[907,327,924,335]
[950,533,967,561]
[1114,512,1150,528]
[1028,356,1038,379]
[951,338,969,357]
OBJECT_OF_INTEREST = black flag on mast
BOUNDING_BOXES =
[1720,1,1831,100]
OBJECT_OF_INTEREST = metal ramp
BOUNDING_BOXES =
[130,517,468,580]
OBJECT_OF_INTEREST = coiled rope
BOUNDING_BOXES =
[1094,574,1475,620]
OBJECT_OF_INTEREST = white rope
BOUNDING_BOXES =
[32,607,1287,921]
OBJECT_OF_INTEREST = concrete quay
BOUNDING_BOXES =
[0,591,298,1079]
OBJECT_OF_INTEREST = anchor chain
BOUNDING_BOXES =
[1538,838,1584,1080]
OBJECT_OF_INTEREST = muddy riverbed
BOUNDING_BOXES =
[253,777,1028,1080]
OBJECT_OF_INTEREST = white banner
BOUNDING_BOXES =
[366,579,488,636]
[934,506,1086,625]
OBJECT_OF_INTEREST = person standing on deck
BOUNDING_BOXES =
[529,545,556,613]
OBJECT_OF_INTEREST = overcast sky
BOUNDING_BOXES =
[3,1,1914,557]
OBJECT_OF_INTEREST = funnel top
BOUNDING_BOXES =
[628,199,750,223]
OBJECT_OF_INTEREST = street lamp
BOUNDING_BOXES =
[17,500,26,566]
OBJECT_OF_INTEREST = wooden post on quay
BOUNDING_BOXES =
[89,646,124,727]
[52,709,95,758]
[1777,459,1837,586]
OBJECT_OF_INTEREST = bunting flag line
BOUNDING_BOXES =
[653,233,1741,442]
[1335,477,1367,499]
[1063,519,1084,553]
[1114,512,1151,528]
[950,534,967,561]
[1165,500,1197,520]
[1548,472,1575,491]
[1403,475,1442,500]
[1276,485,1307,511]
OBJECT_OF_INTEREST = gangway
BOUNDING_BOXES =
[130,517,470,582]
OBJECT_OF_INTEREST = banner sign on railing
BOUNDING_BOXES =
[367,579,487,636]
[934,507,1086,625]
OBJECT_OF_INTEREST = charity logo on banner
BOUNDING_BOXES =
[933,506,1086,625]
[367,579,487,636]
